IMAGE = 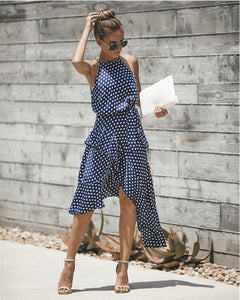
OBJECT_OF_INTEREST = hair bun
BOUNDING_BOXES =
[99,8,115,20]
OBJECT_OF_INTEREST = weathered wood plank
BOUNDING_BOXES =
[0,162,41,182]
[0,84,56,101]
[0,217,69,236]
[1,101,238,132]
[0,44,25,60]
[210,252,239,269]
[179,152,239,182]
[39,4,240,42]
[220,204,239,232]
[200,229,239,257]
[0,178,74,209]
[139,56,219,84]
[3,124,238,154]
[0,20,39,44]
[0,101,95,127]
[40,165,79,186]
[164,33,239,56]
[0,82,197,105]
[2,4,236,43]
[1,82,196,105]
[2,33,231,62]
[121,10,177,38]
[92,212,119,236]
[58,207,76,227]
[0,56,220,84]
[124,33,239,58]
[198,83,239,104]
[0,123,89,144]
[0,200,59,226]
[177,4,239,34]
[0,162,79,186]
[0,60,87,84]
[56,84,91,102]
[0,161,238,205]
[0,140,41,164]
[149,149,178,177]
[0,1,235,21]
[42,142,85,168]
[219,55,239,82]
[39,10,177,42]
[156,196,221,229]
[145,130,239,154]
[142,104,239,132]
[24,41,75,60]
[152,176,239,204]
[0,83,91,103]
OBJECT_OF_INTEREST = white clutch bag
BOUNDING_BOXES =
[140,75,179,119]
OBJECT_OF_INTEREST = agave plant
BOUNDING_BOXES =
[96,227,146,261]
[144,225,213,268]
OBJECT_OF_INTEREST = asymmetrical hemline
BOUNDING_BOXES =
[69,56,167,248]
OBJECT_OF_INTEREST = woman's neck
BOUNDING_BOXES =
[98,51,120,62]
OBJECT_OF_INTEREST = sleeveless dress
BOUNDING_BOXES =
[69,57,167,248]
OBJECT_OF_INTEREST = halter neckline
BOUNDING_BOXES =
[96,56,120,63]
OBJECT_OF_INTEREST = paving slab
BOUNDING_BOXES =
[0,240,239,300]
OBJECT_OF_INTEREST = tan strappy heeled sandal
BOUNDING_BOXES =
[115,260,130,293]
[57,258,75,295]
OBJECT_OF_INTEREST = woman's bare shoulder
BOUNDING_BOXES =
[120,54,138,73]
[121,54,138,64]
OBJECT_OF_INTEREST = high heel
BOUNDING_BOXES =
[115,260,130,293]
[57,258,75,295]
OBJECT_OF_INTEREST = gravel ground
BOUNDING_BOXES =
[0,226,239,286]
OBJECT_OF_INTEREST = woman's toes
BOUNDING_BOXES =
[58,287,72,295]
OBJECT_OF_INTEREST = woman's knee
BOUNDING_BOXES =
[119,189,136,212]
[73,211,94,223]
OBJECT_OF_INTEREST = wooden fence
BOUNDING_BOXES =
[0,1,239,267]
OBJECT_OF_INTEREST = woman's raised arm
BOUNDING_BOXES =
[72,13,99,76]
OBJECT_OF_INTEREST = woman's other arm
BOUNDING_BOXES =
[127,55,168,118]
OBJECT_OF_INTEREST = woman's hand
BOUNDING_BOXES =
[154,106,168,118]
[85,12,100,31]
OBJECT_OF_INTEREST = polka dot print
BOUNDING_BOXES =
[69,57,166,248]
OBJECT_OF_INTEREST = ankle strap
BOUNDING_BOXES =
[116,260,129,264]
[65,258,75,262]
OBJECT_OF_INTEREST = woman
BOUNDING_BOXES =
[58,8,168,295]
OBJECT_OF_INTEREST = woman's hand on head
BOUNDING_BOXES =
[85,12,100,31]
[154,106,168,118]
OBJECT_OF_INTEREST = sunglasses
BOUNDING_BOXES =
[101,39,128,51]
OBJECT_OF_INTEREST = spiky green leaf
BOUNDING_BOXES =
[179,224,187,244]
[193,238,213,262]
[185,241,200,262]
[170,227,186,259]
[167,235,175,252]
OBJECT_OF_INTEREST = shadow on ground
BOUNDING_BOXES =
[71,279,214,293]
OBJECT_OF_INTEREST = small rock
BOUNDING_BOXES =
[179,262,185,269]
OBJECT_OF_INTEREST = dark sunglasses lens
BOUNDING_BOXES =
[121,40,128,47]
[109,43,118,51]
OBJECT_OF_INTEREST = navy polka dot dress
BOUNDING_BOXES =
[69,56,166,248]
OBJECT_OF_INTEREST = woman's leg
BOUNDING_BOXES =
[116,188,136,292]
[58,211,93,294]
